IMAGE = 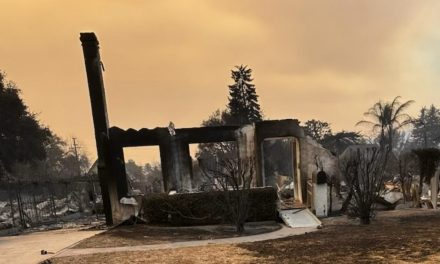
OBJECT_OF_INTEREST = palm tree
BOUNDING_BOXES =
[356,96,414,150]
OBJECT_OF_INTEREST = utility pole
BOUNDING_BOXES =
[71,137,82,177]
[70,138,84,212]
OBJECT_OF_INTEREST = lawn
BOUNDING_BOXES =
[49,209,440,264]
[74,221,280,248]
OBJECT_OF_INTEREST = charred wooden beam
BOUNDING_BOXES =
[80,32,113,225]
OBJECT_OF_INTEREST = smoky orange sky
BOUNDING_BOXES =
[2,0,440,164]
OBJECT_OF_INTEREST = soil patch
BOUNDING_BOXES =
[238,209,440,263]
[74,221,281,248]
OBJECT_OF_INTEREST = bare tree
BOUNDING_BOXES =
[199,157,255,233]
[397,151,417,202]
[340,147,389,224]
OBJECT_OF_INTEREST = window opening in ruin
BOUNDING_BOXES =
[189,142,239,192]
[123,146,164,194]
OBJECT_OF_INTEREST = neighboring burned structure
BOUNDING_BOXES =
[80,32,338,225]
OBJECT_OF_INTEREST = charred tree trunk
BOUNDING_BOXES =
[16,184,26,228]
[340,187,353,213]
[49,183,57,217]
[32,192,38,223]
[7,180,16,226]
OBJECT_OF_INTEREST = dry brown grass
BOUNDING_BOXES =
[74,222,280,248]
[50,209,440,264]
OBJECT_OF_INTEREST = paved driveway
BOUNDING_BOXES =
[0,228,101,264]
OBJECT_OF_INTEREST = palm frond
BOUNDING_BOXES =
[393,99,414,118]
[356,120,376,127]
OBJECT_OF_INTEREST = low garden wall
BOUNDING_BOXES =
[142,187,278,226]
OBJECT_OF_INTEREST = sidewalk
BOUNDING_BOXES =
[0,228,102,264]
[55,225,317,258]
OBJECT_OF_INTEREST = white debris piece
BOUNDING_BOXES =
[37,201,51,210]
[0,201,7,209]
[279,209,322,228]
[120,197,138,206]
[383,191,403,204]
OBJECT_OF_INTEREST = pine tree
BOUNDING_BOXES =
[412,105,440,148]
[196,66,263,172]
[227,65,262,125]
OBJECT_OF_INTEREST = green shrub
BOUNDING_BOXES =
[142,187,277,226]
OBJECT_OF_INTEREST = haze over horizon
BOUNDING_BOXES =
[2,0,440,164]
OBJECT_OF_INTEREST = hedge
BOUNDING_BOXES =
[142,187,278,226]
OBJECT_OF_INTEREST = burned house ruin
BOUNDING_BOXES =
[80,32,337,225]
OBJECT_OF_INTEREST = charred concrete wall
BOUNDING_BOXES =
[236,124,256,160]
[299,136,339,202]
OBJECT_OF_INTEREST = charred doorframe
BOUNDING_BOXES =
[254,120,305,202]
[260,137,301,202]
